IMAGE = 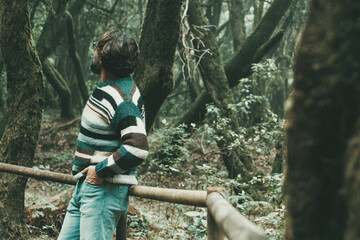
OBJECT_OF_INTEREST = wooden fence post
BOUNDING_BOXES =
[207,187,225,240]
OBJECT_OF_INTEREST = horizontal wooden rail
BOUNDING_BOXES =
[0,162,77,185]
[0,162,207,206]
[129,185,207,207]
[0,162,269,240]
[206,192,268,240]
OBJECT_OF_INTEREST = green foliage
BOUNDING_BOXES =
[253,58,285,118]
[233,78,268,125]
[184,209,207,239]
[252,59,278,83]
[205,102,283,160]
[146,124,190,173]
[229,173,285,239]
[195,164,227,189]
[127,214,149,239]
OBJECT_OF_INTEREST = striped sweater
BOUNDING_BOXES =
[72,76,149,185]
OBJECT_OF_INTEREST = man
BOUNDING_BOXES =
[58,28,149,239]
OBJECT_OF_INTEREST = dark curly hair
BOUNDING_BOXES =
[95,28,139,78]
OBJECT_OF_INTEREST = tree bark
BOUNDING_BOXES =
[186,1,265,197]
[65,11,89,105]
[345,125,360,239]
[36,0,68,61]
[205,0,223,32]
[0,0,44,238]
[42,59,73,119]
[229,0,246,52]
[252,0,264,30]
[177,0,293,126]
[36,0,85,118]
[133,0,183,132]
[284,1,360,239]
[0,53,3,110]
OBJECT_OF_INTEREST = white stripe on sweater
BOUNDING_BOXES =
[75,151,112,163]
[82,117,115,135]
[77,133,121,147]
[90,95,115,120]
[84,101,111,125]
[101,85,126,106]
[132,88,141,103]
[123,144,149,159]
[120,117,146,136]
[107,154,126,173]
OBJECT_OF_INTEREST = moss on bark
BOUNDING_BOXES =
[284,1,360,239]
[133,0,183,132]
[65,11,89,106]
[42,59,73,119]
[0,0,44,238]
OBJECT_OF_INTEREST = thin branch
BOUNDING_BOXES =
[216,20,229,35]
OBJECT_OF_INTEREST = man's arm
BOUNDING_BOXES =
[94,100,149,179]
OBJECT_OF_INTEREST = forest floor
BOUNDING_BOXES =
[25,110,280,240]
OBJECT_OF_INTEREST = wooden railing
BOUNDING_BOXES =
[0,162,268,240]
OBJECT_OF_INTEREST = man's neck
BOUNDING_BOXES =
[100,69,119,83]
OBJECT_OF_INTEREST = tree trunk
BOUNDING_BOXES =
[0,0,44,238]
[36,0,85,118]
[252,0,264,30]
[177,0,293,126]
[345,126,360,239]
[284,1,360,239]
[229,0,246,52]
[65,11,89,105]
[36,0,68,61]
[42,59,73,119]
[188,0,254,176]
[133,0,183,132]
[0,53,3,110]
[205,0,223,32]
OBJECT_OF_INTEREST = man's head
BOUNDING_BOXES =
[90,28,139,78]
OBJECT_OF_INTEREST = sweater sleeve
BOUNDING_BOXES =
[95,100,149,178]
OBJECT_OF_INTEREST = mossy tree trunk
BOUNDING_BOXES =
[133,0,183,133]
[0,53,3,110]
[177,0,293,126]
[205,0,223,32]
[229,0,246,52]
[284,0,360,239]
[188,0,253,180]
[36,0,85,119]
[0,0,44,238]
[65,11,89,106]
[42,59,73,119]
[252,0,265,30]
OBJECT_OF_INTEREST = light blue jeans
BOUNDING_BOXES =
[58,177,129,240]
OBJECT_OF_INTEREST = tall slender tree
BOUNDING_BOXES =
[0,0,44,238]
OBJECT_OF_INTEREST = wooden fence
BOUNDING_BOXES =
[0,162,268,240]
